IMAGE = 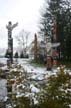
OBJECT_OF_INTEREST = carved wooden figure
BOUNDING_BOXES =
[6,21,18,64]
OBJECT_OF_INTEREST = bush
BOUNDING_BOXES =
[37,68,71,108]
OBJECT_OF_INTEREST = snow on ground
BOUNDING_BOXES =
[10,58,51,101]
[17,59,71,97]
[18,58,59,80]
[0,79,7,101]
[0,58,71,103]
[14,59,58,96]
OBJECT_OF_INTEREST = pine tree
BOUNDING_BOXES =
[14,52,19,58]
[39,0,71,61]
[5,49,9,58]
[20,51,24,58]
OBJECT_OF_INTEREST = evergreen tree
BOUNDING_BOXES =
[39,0,71,61]
[14,52,19,58]
[39,0,52,38]
[5,49,9,58]
[20,51,24,58]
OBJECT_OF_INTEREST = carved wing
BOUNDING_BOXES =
[6,25,9,29]
[12,22,18,30]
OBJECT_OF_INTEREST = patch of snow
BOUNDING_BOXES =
[3,96,8,102]
[30,84,40,93]
[69,104,71,108]
[1,65,8,70]
[33,97,38,104]
[16,93,24,98]
[0,79,7,101]
[10,68,18,72]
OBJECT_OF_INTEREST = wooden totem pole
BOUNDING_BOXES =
[52,18,58,66]
[45,35,52,70]
[6,21,18,65]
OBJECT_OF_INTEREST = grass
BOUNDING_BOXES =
[29,59,71,69]
[29,59,46,68]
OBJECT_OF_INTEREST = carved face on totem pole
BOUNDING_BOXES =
[46,37,52,56]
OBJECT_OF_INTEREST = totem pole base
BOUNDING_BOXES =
[7,59,11,68]
[53,57,57,67]
[46,56,52,71]
[7,58,13,68]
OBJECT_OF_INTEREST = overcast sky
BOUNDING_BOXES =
[0,0,44,49]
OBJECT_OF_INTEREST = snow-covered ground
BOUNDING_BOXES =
[20,59,68,77]
[0,58,7,64]
[0,79,7,101]
[11,58,58,104]
[0,58,71,104]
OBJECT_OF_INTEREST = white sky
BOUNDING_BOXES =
[0,0,44,49]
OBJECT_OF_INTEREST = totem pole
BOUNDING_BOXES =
[6,21,18,65]
[52,18,59,66]
[34,33,37,62]
[45,34,52,70]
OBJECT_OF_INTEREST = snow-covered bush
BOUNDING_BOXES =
[37,68,71,108]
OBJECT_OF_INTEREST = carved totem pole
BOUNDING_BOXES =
[45,34,52,70]
[6,21,18,64]
[52,18,58,66]
[34,33,37,62]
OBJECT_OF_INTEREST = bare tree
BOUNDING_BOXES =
[15,29,30,55]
